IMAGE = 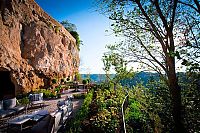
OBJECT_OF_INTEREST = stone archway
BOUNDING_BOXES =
[0,71,15,100]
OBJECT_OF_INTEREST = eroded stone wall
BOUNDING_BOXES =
[0,0,79,94]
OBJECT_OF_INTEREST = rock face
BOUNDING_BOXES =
[0,0,79,96]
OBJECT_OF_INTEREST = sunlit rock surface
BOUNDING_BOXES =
[0,0,79,94]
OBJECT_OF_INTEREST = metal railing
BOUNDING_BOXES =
[121,94,129,133]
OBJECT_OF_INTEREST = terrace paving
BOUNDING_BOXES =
[0,88,85,132]
[44,88,85,113]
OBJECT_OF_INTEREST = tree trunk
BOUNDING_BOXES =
[167,57,186,133]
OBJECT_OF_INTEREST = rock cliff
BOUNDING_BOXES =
[0,0,79,95]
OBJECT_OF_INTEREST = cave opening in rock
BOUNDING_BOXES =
[0,71,15,100]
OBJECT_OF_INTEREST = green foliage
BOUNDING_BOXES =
[55,86,62,93]
[81,83,125,132]
[37,89,56,99]
[66,89,93,132]
[49,92,57,98]
[57,93,61,98]
[80,90,93,118]
[18,97,29,105]
[147,79,173,132]
[70,31,81,51]
[82,79,88,85]
[125,84,163,132]
[102,52,135,91]
[180,73,200,132]
[47,22,53,29]
[73,93,86,99]
[60,20,77,32]
[86,78,91,83]
[74,72,81,82]
[52,79,57,84]
[60,20,82,51]
[67,83,126,132]
[125,101,143,121]
[54,26,60,33]
[97,0,200,132]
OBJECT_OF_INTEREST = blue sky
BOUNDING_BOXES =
[35,0,116,74]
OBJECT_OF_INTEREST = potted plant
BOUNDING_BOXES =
[82,79,88,90]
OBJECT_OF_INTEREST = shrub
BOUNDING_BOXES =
[57,93,61,98]
[82,79,87,85]
[52,79,57,84]
[125,85,162,132]
[37,89,52,98]
[50,91,57,98]
[18,97,29,105]
[48,22,53,29]
[66,89,94,132]
[54,26,60,33]
[78,83,126,132]
[55,86,62,93]
[70,31,81,51]
[73,93,85,99]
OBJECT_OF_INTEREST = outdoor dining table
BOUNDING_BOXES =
[7,109,49,131]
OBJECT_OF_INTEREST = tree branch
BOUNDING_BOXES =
[133,0,166,47]
[170,0,178,32]
[136,36,167,73]
[152,0,169,30]
[178,0,200,14]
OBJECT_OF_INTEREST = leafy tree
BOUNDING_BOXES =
[96,0,199,132]
[60,20,82,50]
[179,72,200,132]
[125,84,163,132]
[102,51,134,92]
[60,20,77,31]
[175,0,200,72]
[73,72,82,92]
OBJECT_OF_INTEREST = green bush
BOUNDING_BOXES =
[86,78,91,84]
[55,86,62,93]
[37,89,52,98]
[76,83,126,132]
[50,92,57,98]
[70,31,81,51]
[125,84,162,132]
[66,89,93,132]
[57,93,61,98]
[79,90,93,118]
[82,79,87,85]
[66,83,126,132]
[18,97,29,105]
[52,79,57,84]
[54,26,60,33]
[73,93,85,99]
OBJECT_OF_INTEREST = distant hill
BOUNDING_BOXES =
[81,74,115,83]
[120,72,159,87]
[81,72,159,86]
[81,72,190,88]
